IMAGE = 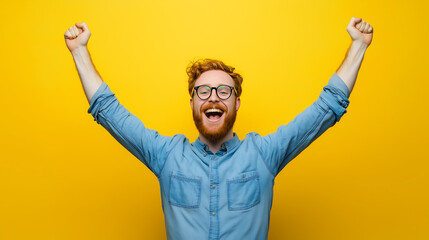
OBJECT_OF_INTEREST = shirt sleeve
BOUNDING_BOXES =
[251,73,350,176]
[87,82,177,177]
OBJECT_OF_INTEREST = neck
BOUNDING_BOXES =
[198,129,234,153]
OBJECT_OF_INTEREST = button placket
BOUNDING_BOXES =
[209,153,219,238]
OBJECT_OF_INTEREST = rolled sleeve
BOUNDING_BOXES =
[328,73,350,98]
[319,73,350,122]
[88,82,110,124]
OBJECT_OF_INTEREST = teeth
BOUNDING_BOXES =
[205,108,223,113]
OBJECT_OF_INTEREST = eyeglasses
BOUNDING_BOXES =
[192,85,237,100]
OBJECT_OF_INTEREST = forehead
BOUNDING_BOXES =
[195,70,234,87]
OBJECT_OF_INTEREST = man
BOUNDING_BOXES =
[64,17,373,239]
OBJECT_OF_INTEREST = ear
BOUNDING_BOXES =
[235,97,241,111]
[190,98,193,111]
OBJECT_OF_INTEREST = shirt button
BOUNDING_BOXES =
[242,174,246,178]
[212,212,216,216]
[203,152,206,156]
[214,157,217,160]
[212,184,216,188]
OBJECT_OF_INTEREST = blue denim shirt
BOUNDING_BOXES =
[87,73,350,240]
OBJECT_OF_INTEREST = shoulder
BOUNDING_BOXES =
[242,132,264,146]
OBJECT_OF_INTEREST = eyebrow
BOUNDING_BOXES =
[195,84,231,87]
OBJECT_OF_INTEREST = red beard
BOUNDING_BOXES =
[193,102,237,142]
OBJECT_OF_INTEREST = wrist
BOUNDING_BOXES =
[352,39,369,49]
[349,40,369,57]
[71,46,88,58]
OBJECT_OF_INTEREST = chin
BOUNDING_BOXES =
[193,108,237,143]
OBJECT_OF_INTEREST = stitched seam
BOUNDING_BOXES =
[228,199,261,211]
[157,137,181,179]
[250,134,276,177]
[101,99,179,178]
[227,175,258,183]
[283,103,328,165]
[320,97,334,116]
[227,178,261,211]
[102,112,153,171]
[320,96,342,121]
[326,85,348,99]
[169,202,200,208]
[170,174,202,182]
[323,87,350,109]
[168,173,202,208]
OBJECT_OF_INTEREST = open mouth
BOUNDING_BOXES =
[204,108,224,121]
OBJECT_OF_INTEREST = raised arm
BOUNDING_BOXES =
[253,17,374,176]
[64,22,102,104]
[64,23,177,176]
[336,17,374,94]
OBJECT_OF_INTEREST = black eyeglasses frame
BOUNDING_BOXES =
[192,85,237,100]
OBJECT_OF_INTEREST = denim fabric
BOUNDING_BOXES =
[87,73,350,240]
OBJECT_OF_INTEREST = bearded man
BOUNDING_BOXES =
[64,17,373,240]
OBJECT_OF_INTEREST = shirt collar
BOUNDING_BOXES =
[192,133,240,153]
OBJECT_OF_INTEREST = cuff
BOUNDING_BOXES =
[327,73,350,99]
[87,81,112,123]
[320,73,351,122]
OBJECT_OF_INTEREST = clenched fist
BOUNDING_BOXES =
[347,17,373,46]
[64,22,91,53]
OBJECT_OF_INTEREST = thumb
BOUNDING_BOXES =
[75,22,89,32]
[348,17,362,28]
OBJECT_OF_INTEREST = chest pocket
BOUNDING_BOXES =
[168,171,202,208]
[227,171,261,211]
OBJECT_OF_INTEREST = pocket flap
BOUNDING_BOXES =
[168,171,202,208]
[227,171,260,211]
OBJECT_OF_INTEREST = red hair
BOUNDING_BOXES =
[187,59,243,97]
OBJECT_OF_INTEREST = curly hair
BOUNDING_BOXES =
[187,58,243,98]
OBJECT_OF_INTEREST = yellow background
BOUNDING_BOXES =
[1,0,428,239]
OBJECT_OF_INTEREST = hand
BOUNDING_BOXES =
[64,22,91,53]
[347,17,373,46]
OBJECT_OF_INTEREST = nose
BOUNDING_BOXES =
[208,88,220,102]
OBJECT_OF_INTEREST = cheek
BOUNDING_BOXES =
[193,101,202,112]
[230,102,237,111]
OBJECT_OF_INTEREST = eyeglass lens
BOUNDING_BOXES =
[197,85,231,100]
